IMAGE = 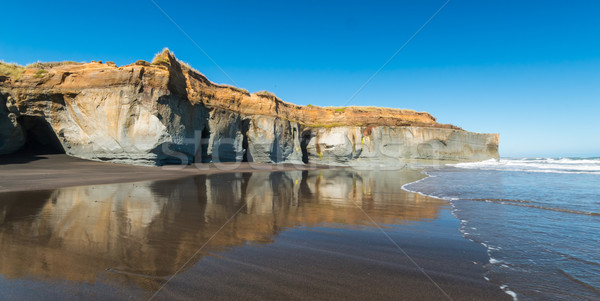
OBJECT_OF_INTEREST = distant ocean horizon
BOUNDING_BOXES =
[403,157,600,300]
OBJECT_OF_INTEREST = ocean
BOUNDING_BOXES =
[403,158,600,300]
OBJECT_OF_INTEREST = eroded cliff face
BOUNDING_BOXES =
[0,50,499,165]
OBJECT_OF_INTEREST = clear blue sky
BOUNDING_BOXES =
[2,0,599,157]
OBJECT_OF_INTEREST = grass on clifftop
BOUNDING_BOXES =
[1,60,87,80]
[151,48,172,67]
[1,61,86,80]
[0,62,25,79]
[221,84,250,95]
[26,61,83,69]
[302,105,346,112]
[255,90,278,99]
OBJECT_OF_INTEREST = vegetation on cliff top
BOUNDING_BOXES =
[26,61,83,69]
[1,60,84,80]
[151,48,172,67]
[33,69,48,78]
[254,90,279,99]
[220,84,250,95]
[0,62,25,79]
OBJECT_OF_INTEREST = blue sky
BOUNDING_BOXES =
[2,0,599,157]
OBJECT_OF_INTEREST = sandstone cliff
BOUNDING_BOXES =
[0,50,499,165]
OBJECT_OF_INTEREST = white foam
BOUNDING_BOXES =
[401,171,466,201]
[401,171,456,201]
[500,285,518,300]
[451,158,600,174]
[402,167,518,301]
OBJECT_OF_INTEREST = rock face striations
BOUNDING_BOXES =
[0,50,499,165]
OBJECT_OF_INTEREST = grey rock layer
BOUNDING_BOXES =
[303,126,498,166]
[1,85,498,165]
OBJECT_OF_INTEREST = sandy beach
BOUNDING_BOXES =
[0,154,328,193]
[0,155,510,300]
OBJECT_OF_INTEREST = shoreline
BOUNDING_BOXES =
[403,161,600,300]
[401,168,518,300]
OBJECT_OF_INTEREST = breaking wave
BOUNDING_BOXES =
[451,158,600,174]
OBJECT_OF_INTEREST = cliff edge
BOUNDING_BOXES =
[0,49,499,165]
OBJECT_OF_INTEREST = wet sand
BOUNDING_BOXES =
[0,156,510,300]
[0,154,326,193]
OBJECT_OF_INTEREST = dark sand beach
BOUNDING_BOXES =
[0,155,510,300]
[0,154,326,193]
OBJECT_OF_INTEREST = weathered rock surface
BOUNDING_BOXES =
[303,126,498,165]
[0,93,24,154]
[0,49,499,165]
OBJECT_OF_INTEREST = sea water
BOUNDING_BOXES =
[403,158,600,300]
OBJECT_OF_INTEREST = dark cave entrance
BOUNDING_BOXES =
[18,116,65,155]
[300,131,312,164]
[241,119,251,162]
[198,127,211,163]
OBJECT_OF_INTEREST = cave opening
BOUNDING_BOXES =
[199,127,211,163]
[241,119,251,162]
[18,116,65,155]
[300,131,312,164]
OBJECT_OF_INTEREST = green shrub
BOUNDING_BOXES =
[34,69,48,78]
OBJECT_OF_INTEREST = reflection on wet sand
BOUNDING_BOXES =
[0,168,445,291]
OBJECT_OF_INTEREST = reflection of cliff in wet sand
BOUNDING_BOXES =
[0,169,442,286]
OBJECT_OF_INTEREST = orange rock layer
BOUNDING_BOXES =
[2,50,459,130]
